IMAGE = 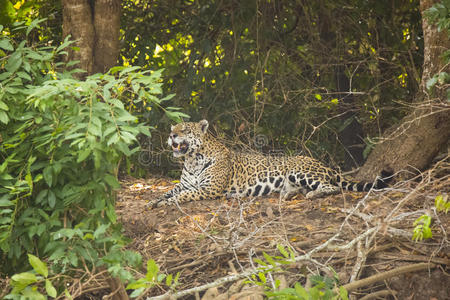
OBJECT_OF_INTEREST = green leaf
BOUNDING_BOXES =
[166,273,173,286]
[64,289,74,300]
[119,66,141,76]
[315,94,322,101]
[77,148,91,163]
[0,110,9,124]
[0,196,13,207]
[93,224,110,239]
[57,35,74,53]
[11,272,37,291]
[21,288,46,300]
[274,279,280,289]
[339,286,349,300]
[116,141,132,156]
[138,126,151,136]
[262,251,276,266]
[146,259,159,281]
[117,111,137,122]
[253,258,267,267]
[104,174,121,189]
[159,94,175,102]
[174,272,180,284]
[26,19,44,36]
[426,76,438,90]
[294,282,309,298]
[0,100,9,111]
[0,71,12,81]
[45,279,57,297]
[68,250,79,267]
[6,52,22,73]
[48,190,56,208]
[25,51,44,60]
[88,123,102,137]
[257,272,266,283]
[25,172,33,191]
[17,71,32,81]
[107,133,120,146]
[28,254,48,277]
[43,166,53,187]
[277,244,289,258]
[126,278,148,290]
[129,287,145,298]
[423,226,433,239]
[0,39,14,51]
[157,273,166,282]
[36,189,48,204]
[165,110,189,122]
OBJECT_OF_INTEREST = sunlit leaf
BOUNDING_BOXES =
[28,254,48,278]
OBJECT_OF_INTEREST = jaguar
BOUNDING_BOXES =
[148,120,391,207]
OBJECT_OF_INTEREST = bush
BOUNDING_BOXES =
[0,21,185,297]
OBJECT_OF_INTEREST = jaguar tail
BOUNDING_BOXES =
[338,170,393,192]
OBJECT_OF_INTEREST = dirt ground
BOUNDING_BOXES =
[116,163,450,300]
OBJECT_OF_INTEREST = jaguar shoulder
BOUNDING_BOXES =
[148,120,391,207]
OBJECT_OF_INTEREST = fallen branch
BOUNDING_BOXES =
[146,190,422,300]
[373,253,450,265]
[359,290,397,300]
[147,225,383,299]
[341,262,436,292]
[139,175,446,300]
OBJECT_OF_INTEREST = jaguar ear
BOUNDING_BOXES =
[171,125,175,131]
[199,119,209,134]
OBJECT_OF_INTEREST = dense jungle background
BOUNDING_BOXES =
[0,0,448,299]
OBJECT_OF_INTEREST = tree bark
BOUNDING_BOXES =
[62,0,121,76]
[62,0,94,74]
[356,0,450,180]
[93,0,122,73]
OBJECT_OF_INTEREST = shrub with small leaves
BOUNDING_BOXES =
[126,259,180,298]
[412,194,448,242]
[5,254,57,300]
[412,214,433,242]
[246,245,348,300]
[0,20,187,296]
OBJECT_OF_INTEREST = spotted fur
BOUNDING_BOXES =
[148,120,390,207]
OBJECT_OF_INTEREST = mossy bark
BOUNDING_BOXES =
[357,0,450,180]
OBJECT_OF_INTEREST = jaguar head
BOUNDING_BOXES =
[167,119,209,157]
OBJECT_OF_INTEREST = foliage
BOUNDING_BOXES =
[2,1,427,172]
[266,277,348,300]
[5,254,57,299]
[412,194,449,242]
[126,259,180,298]
[424,0,450,94]
[435,194,449,213]
[121,0,423,171]
[246,245,348,300]
[424,0,450,33]
[0,21,184,295]
[412,214,433,242]
[0,0,62,46]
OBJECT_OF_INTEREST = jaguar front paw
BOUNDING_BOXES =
[147,194,176,208]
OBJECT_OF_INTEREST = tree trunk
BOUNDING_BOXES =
[335,66,365,170]
[62,0,94,74]
[356,0,450,180]
[62,0,121,76]
[93,0,122,73]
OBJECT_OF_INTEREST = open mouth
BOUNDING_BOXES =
[172,141,189,155]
